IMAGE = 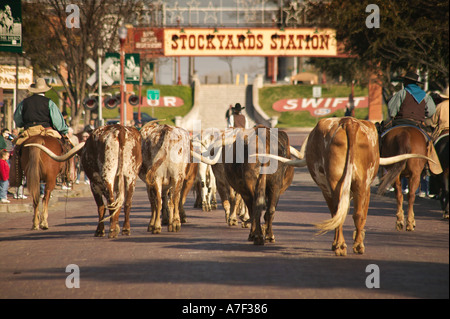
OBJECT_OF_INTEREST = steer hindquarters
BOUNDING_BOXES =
[310,118,379,256]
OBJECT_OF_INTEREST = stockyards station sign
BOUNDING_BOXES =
[164,28,337,57]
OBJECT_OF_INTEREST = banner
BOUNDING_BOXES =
[164,28,337,57]
[272,96,369,117]
[0,0,22,53]
[0,64,33,89]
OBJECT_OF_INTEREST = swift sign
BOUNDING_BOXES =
[164,28,337,57]
[272,97,369,117]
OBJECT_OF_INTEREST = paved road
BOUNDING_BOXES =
[0,130,448,301]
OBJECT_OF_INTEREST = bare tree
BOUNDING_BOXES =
[22,0,142,127]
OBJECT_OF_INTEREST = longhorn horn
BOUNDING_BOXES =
[249,153,307,167]
[24,142,86,162]
[289,134,309,159]
[190,148,223,165]
[379,153,435,166]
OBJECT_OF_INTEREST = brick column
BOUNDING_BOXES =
[368,71,383,122]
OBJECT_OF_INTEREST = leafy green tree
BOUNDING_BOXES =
[307,0,449,93]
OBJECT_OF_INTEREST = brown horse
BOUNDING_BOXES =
[378,126,434,231]
[21,136,82,230]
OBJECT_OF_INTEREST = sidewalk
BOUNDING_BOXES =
[0,183,92,214]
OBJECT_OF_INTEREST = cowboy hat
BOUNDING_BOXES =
[232,103,245,111]
[28,78,51,93]
[401,71,423,84]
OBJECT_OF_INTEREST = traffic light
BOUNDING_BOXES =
[83,96,98,111]
[104,95,119,109]
[128,95,140,106]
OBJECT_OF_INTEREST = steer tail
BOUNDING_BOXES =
[315,121,355,235]
[101,137,126,223]
[26,144,43,207]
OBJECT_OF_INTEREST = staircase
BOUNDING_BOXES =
[179,82,256,131]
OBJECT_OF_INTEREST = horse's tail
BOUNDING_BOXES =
[377,130,410,195]
[26,143,43,206]
[315,120,355,234]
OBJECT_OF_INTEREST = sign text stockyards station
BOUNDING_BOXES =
[163,28,337,57]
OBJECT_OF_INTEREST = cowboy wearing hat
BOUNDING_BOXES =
[14,78,69,136]
[227,103,248,129]
[387,71,442,175]
[388,71,436,125]
[10,78,71,187]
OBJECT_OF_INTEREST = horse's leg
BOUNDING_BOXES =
[31,202,40,230]
[40,180,56,230]
[394,176,405,231]
[406,173,421,231]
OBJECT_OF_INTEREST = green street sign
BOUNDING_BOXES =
[147,89,160,101]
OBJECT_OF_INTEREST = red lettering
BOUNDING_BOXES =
[247,34,255,49]
[296,35,304,49]
[320,34,329,49]
[217,35,225,49]
[198,35,204,49]
[180,34,187,49]
[188,35,196,49]
[286,34,296,49]
[311,35,319,49]
[256,34,263,49]
[270,36,277,49]
[171,37,178,49]
[225,35,235,49]
[279,34,286,49]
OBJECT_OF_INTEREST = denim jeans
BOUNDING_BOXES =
[0,180,9,200]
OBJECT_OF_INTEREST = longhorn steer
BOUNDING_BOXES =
[27,125,142,238]
[253,117,434,255]
[140,123,190,233]
[193,126,294,245]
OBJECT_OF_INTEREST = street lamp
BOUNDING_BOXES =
[118,26,128,125]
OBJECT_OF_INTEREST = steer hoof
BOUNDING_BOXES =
[396,221,404,231]
[332,242,347,256]
[353,242,365,254]
[122,228,131,236]
[406,221,415,231]
[94,230,105,237]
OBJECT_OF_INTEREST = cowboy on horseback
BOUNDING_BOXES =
[383,71,442,175]
[388,71,436,127]
[10,78,71,187]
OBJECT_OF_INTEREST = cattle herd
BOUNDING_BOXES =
[26,117,446,256]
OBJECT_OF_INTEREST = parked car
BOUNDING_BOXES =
[106,112,157,125]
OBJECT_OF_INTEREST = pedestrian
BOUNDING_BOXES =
[0,149,10,203]
[227,103,248,129]
[83,119,96,134]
